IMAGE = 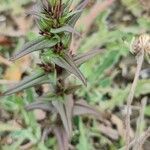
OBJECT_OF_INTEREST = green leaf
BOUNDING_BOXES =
[77,118,92,150]
[64,0,73,12]
[67,0,89,27]
[51,26,81,37]
[3,69,48,96]
[63,53,87,85]
[3,48,102,96]
[101,79,150,110]
[54,126,69,150]
[0,123,21,132]
[76,0,89,10]
[73,100,104,122]
[145,105,150,116]
[11,37,58,60]
[25,101,55,112]
[74,48,103,66]
[52,101,72,137]
[68,11,81,27]
[65,10,82,20]
[51,53,86,85]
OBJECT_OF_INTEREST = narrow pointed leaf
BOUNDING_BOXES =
[4,48,103,96]
[73,100,105,122]
[63,53,87,86]
[58,49,103,80]
[74,48,103,65]
[51,26,81,37]
[53,49,103,82]
[64,0,73,11]
[64,95,74,137]
[3,70,47,96]
[54,127,69,150]
[76,0,89,10]
[52,101,72,137]
[68,12,81,27]
[11,37,58,61]
[68,0,89,26]
[25,101,56,112]
[65,10,82,20]
[52,53,86,85]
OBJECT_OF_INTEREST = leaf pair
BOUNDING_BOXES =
[25,95,105,139]
[2,49,103,96]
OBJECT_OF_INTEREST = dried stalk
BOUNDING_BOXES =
[125,34,150,150]
[133,98,147,150]
[125,50,144,150]
[120,127,150,150]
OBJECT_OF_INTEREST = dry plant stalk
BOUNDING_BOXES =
[120,127,150,150]
[125,34,150,150]
[133,98,147,150]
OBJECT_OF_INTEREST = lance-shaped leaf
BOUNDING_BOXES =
[65,10,82,20]
[74,48,103,66]
[73,100,105,122]
[2,70,48,96]
[51,26,81,37]
[54,126,69,150]
[56,49,103,81]
[52,101,72,137]
[76,0,89,10]
[51,53,86,86]
[10,37,58,61]
[64,95,74,137]
[68,0,89,26]
[3,49,103,96]
[68,11,81,27]
[25,101,56,113]
[64,0,73,12]
[63,53,87,85]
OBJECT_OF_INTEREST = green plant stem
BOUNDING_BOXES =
[125,51,144,150]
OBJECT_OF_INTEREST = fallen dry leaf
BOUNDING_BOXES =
[4,55,31,81]
[4,64,22,81]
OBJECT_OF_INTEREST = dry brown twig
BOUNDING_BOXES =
[125,34,150,150]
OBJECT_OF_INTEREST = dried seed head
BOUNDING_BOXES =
[131,34,150,54]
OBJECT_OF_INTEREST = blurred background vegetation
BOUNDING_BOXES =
[0,0,150,149]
